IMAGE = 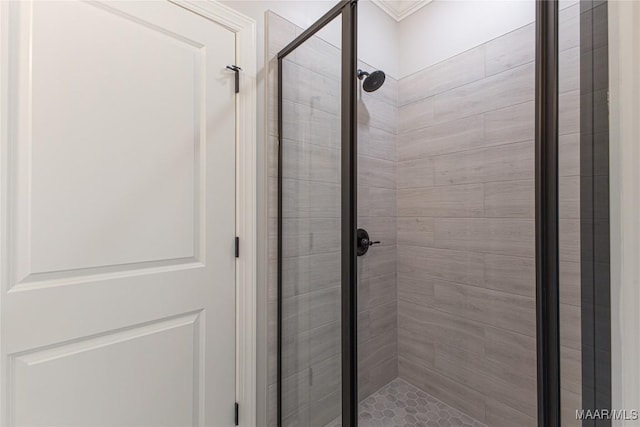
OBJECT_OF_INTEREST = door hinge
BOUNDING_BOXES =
[235,236,240,258]
[234,402,239,426]
[226,65,242,93]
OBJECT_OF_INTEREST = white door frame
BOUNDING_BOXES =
[170,2,258,426]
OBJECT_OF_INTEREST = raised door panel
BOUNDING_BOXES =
[9,1,205,286]
[12,313,202,427]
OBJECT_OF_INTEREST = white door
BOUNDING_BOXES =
[0,1,237,426]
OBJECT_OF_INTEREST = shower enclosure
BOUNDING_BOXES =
[271,0,608,426]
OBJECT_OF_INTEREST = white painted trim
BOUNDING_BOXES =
[171,2,257,426]
[608,1,640,423]
[256,11,273,427]
[371,0,432,22]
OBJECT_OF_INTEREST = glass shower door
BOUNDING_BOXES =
[277,2,358,426]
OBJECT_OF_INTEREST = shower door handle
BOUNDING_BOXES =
[357,228,380,256]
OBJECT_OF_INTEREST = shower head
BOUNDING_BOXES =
[357,69,386,92]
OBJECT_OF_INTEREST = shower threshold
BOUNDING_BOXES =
[325,378,486,427]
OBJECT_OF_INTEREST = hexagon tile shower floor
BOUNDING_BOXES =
[325,378,487,427]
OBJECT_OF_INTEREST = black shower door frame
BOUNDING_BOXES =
[277,1,564,426]
[277,0,359,426]
[535,2,561,426]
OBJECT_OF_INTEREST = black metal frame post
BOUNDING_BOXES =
[341,2,358,426]
[276,51,283,427]
[277,1,359,426]
[535,1,561,426]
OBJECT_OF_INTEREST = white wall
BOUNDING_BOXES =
[608,1,640,423]
[398,0,535,78]
[221,0,399,77]
[358,1,400,77]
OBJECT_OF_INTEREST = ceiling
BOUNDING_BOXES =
[370,0,433,21]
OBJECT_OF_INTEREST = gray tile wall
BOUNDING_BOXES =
[268,15,342,427]
[396,5,582,426]
[356,59,398,401]
[266,12,398,427]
